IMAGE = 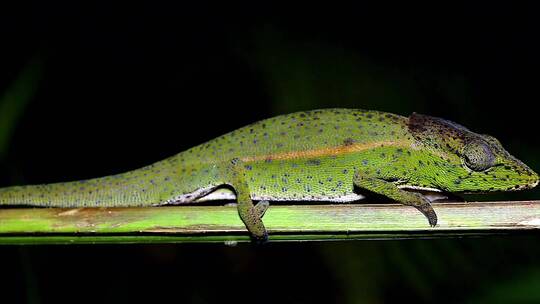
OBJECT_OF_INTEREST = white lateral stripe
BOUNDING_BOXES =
[398,185,442,192]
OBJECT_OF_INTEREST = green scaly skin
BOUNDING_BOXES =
[0,109,538,242]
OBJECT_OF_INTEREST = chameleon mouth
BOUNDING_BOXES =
[526,169,540,189]
[527,179,540,189]
[511,164,539,191]
[510,178,539,191]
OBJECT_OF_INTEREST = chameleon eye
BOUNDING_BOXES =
[462,140,495,172]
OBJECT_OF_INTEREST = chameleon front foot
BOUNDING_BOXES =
[408,193,438,227]
[353,171,438,227]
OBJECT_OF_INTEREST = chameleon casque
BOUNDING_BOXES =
[0,109,538,242]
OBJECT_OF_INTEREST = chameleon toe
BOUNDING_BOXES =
[254,200,270,218]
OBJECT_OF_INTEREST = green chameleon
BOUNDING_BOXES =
[0,109,538,242]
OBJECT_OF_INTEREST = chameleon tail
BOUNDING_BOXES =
[0,175,156,207]
[0,160,182,207]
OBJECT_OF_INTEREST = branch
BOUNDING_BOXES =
[0,201,539,244]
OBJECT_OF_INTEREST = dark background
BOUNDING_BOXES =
[1,2,540,303]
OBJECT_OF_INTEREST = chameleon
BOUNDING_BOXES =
[0,108,538,242]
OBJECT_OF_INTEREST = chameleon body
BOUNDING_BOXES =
[0,109,538,241]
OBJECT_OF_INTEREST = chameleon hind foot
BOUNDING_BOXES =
[255,200,269,218]
[353,171,438,227]
[239,201,269,244]
[238,204,268,243]
[226,158,269,243]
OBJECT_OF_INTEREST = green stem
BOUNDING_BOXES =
[1,201,539,244]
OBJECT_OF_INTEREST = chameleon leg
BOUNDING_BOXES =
[353,171,438,227]
[226,158,269,243]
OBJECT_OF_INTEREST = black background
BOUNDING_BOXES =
[1,2,540,303]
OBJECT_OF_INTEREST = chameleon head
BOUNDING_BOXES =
[408,113,539,193]
[457,134,539,192]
